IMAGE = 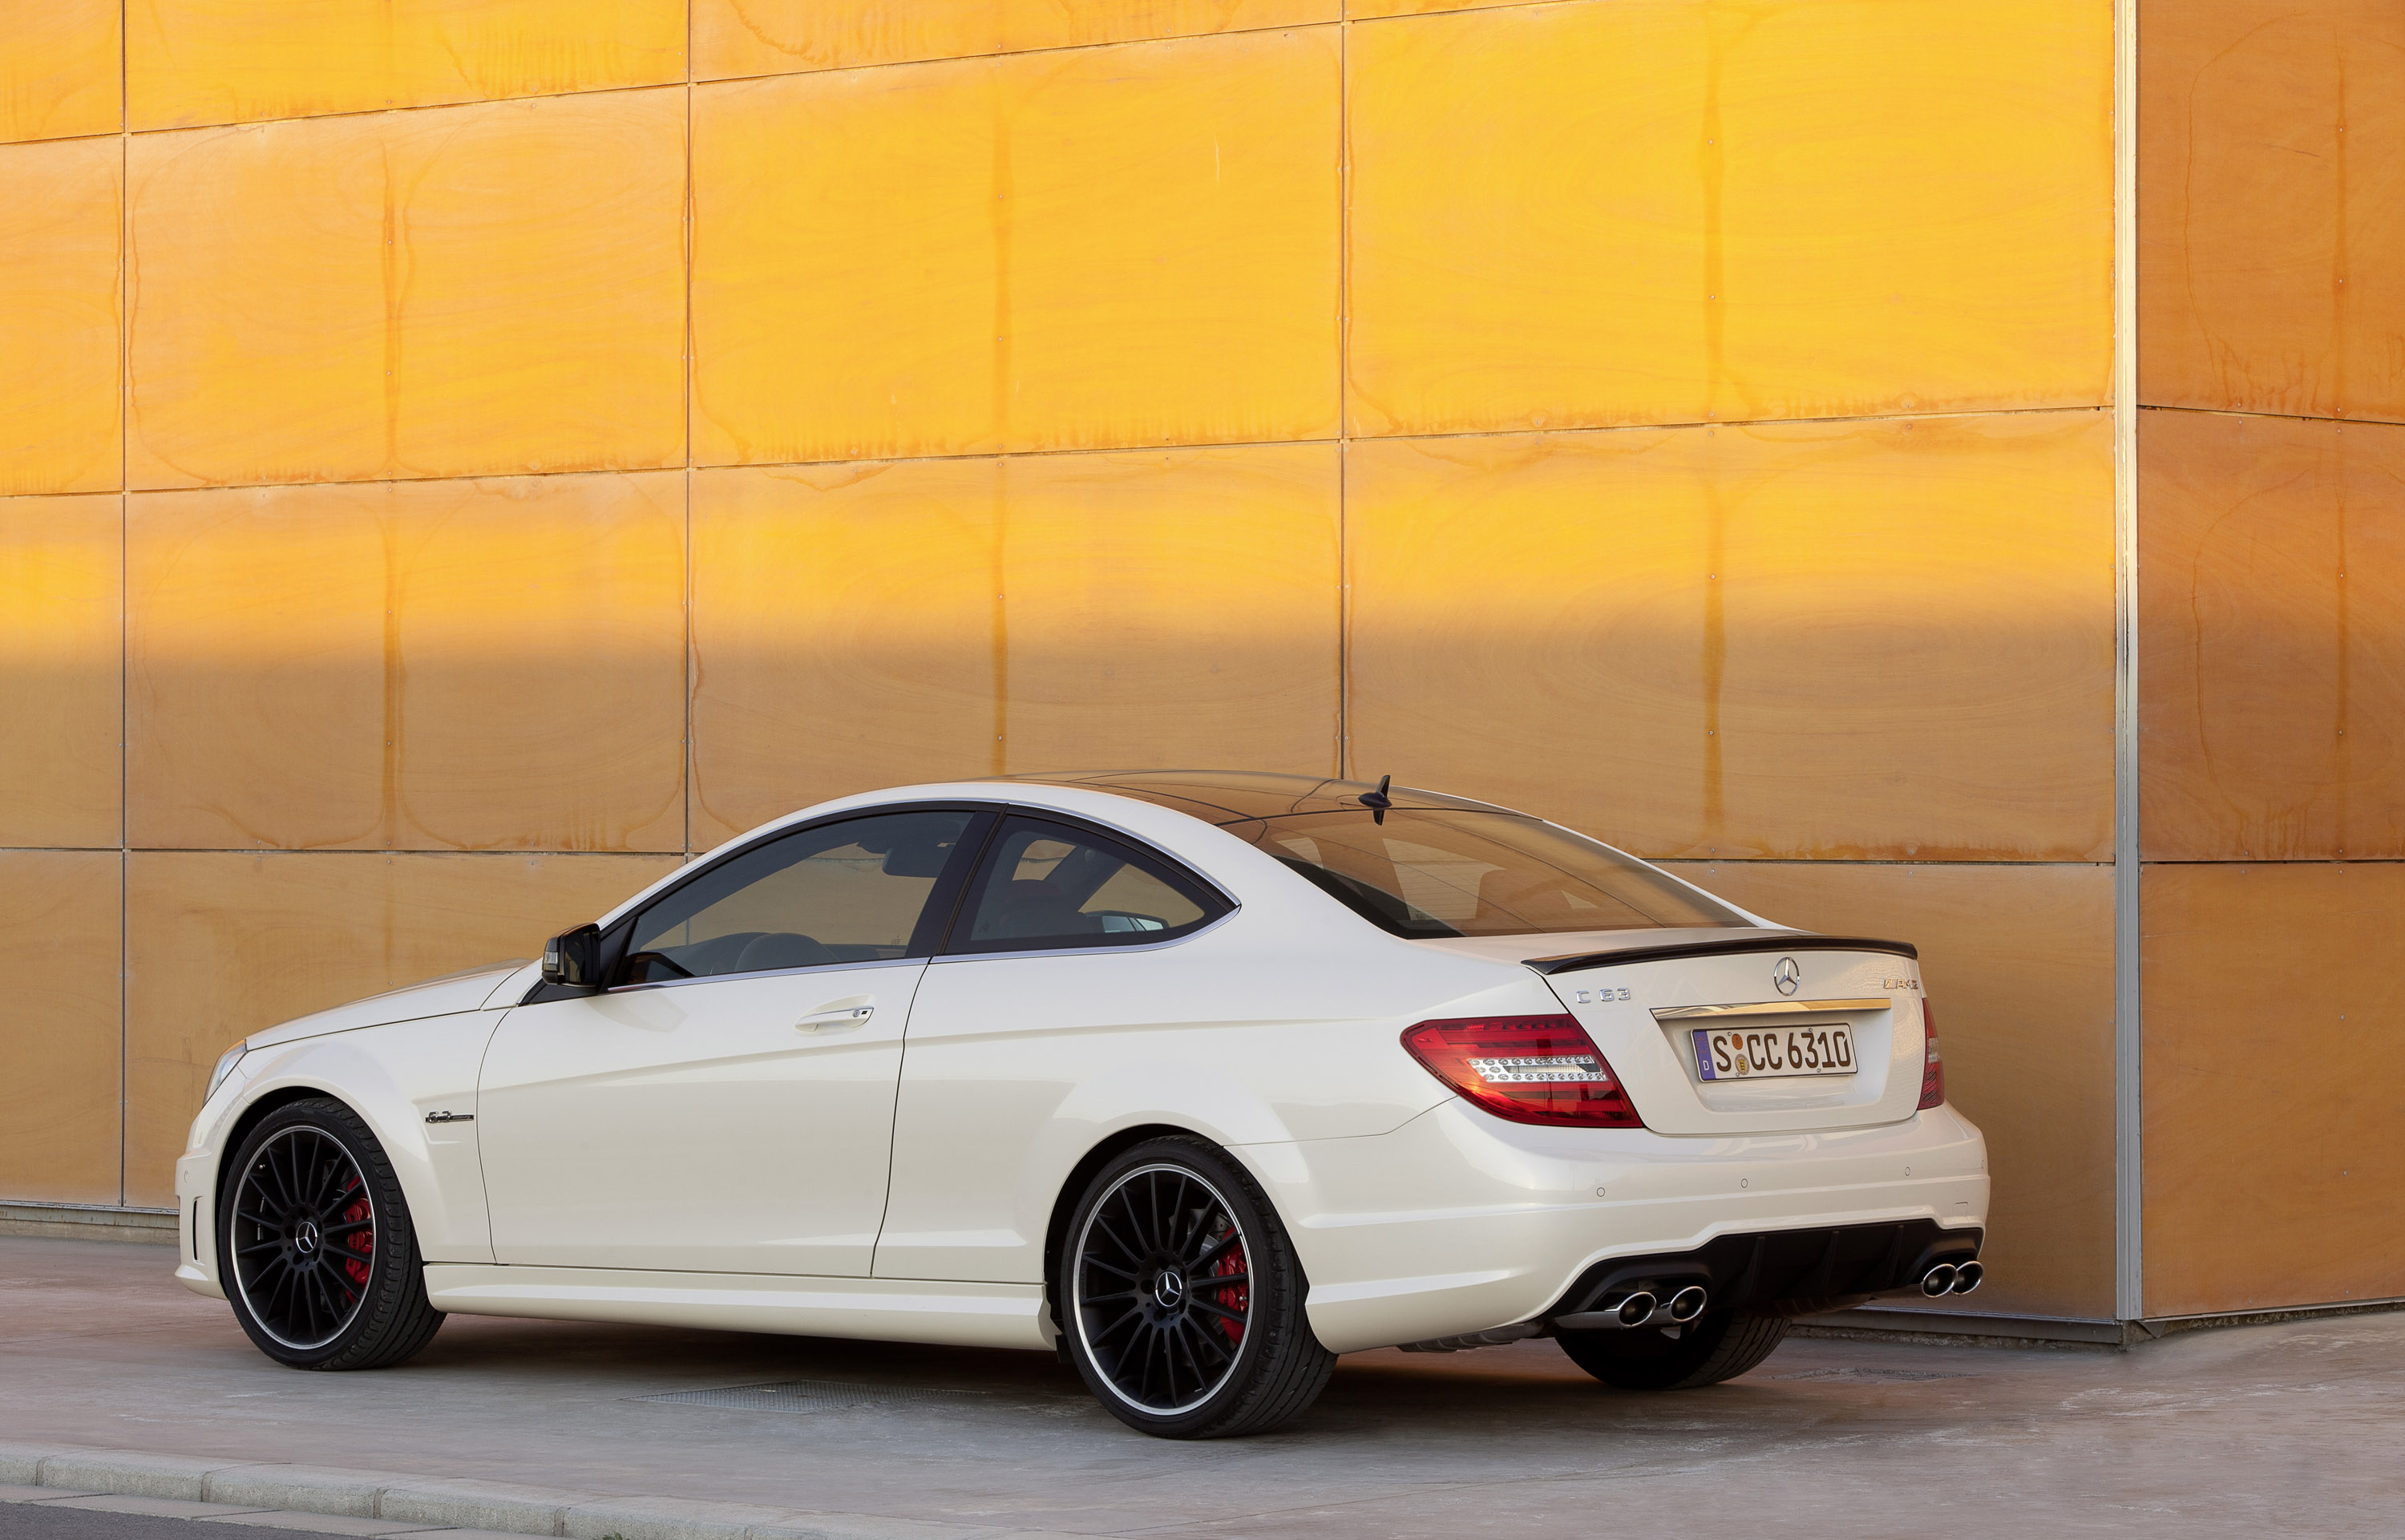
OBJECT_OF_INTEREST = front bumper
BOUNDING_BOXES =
[174,1150,225,1299]
[1253,1098,1989,1354]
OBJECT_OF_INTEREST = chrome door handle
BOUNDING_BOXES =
[795,1004,875,1032]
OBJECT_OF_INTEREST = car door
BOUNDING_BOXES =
[875,814,1238,1283]
[478,806,988,1275]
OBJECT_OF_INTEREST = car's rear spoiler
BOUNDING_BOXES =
[1524,932,1919,976]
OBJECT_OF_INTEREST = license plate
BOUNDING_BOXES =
[1692,1024,1857,1081]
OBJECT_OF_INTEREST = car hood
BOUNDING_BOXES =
[245,960,532,1049]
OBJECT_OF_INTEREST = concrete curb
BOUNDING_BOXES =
[0,1202,179,1247]
[0,1443,1083,1540]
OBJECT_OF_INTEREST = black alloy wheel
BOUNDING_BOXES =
[1060,1137,1334,1438]
[1557,1308,1789,1391]
[220,1097,444,1370]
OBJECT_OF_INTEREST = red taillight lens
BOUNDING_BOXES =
[1401,1015,1643,1128]
[1918,1002,1944,1110]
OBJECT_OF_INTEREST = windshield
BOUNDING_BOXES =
[1227,810,1747,938]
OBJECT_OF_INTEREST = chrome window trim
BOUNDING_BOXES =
[620,800,1000,935]
[926,904,1240,966]
[607,954,923,996]
[600,794,1239,991]
[936,806,1239,961]
[993,798,1240,914]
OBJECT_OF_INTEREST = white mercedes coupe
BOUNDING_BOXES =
[176,771,1989,1438]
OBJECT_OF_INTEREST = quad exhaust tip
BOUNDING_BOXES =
[1919,1259,1984,1296]
[1605,1286,1709,1328]
[1551,1283,1712,1332]
[1562,1261,1981,1334]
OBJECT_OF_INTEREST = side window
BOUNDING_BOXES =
[949,816,1228,956]
[623,810,976,982]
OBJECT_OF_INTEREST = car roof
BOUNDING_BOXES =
[995,770,1518,827]
[591,772,1534,932]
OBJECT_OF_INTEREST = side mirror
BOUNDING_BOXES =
[541,924,603,988]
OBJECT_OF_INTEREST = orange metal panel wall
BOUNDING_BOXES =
[2136,0,2405,1316]
[2140,863,2405,1317]
[0,136,121,495]
[0,0,119,143]
[2140,0,2405,423]
[0,0,2120,1323]
[127,473,689,853]
[1346,0,2112,436]
[2140,410,2405,863]
[0,852,122,1205]
[694,0,1334,78]
[128,0,687,128]
[127,91,688,490]
[1347,412,2116,863]
[690,30,1343,465]
[690,446,1341,847]
[0,494,121,848]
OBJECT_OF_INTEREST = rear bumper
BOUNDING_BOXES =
[1546,1217,1982,1324]
[1251,1097,1988,1354]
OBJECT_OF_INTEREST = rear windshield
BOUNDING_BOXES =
[1227,810,1747,938]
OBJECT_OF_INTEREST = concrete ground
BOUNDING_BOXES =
[0,1505,400,1540]
[2,1235,2399,1539]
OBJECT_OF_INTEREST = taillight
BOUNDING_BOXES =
[1401,1015,1643,1128]
[1918,1002,1944,1110]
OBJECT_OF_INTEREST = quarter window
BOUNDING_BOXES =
[624,810,976,982]
[950,817,1227,954]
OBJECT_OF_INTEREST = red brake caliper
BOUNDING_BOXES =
[341,1180,373,1288]
[1211,1241,1247,1347]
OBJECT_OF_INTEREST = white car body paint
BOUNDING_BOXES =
[177,777,1990,1358]
[477,957,925,1275]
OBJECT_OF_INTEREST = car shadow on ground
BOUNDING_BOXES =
[387,1309,1998,1441]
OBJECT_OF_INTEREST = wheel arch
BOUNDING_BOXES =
[204,1084,372,1305]
[213,1085,352,1216]
[1040,1122,1217,1338]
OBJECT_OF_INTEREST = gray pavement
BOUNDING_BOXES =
[0,1503,410,1540]
[2,1235,2399,1538]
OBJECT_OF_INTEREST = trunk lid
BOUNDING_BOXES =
[1415,929,1928,1134]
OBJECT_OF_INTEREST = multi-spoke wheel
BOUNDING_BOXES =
[220,1097,443,1371]
[229,1124,375,1348]
[1059,1137,1333,1438]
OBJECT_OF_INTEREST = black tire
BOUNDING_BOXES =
[219,1097,444,1371]
[1557,1309,1788,1391]
[1057,1136,1335,1438]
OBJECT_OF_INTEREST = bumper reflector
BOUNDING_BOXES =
[1918,1002,1945,1110]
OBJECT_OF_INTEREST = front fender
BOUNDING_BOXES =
[181,1012,503,1296]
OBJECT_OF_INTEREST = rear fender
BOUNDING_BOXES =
[1021,969,1565,1284]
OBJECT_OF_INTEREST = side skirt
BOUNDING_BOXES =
[421,1265,1053,1352]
